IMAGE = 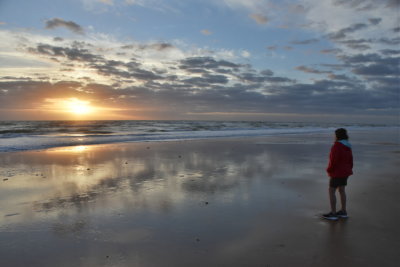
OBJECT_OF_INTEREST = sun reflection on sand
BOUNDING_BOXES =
[48,145,89,153]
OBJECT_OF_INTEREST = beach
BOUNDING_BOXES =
[0,128,399,267]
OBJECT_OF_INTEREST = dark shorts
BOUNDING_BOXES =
[329,177,348,188]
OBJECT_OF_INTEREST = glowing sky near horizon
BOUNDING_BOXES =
[0,0,398,122]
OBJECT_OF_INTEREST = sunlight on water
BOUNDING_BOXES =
[50,145,89,153]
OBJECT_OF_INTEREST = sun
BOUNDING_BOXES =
[66,98,93,115]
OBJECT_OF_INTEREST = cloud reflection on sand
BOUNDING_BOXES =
[0,140,290,224]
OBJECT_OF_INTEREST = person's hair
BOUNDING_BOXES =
[335,128,349,140]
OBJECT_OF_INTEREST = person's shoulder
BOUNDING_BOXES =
[332,141,341,147]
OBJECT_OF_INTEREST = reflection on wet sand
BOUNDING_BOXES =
[1,141,288,219]
[1,131,399,267]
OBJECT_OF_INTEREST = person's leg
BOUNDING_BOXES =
[338,186,347,212]
[329,187,337,213]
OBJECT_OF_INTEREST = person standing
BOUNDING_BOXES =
[323,128,353,221]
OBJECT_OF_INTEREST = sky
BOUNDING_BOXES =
[0,0,399,122]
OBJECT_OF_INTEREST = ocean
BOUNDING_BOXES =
[0,120,395,152]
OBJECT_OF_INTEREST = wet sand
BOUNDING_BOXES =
[0,128,399,267]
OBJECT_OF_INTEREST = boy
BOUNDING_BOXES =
[323,128,353,221]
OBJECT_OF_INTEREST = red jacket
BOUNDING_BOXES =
[326,141,353,178]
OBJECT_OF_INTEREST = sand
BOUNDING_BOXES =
[0,128,399,267]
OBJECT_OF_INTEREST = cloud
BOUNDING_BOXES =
[295,65,331,74]
[121,42,177,55]
[300,0,397,58]
[179,56,241,71]
[138,42,175,51]
[28,43,102,63]
[99,0,113,5]
[380,49,400,56]
[320,49,341,54]
[327,23,369,40]
[241,50,251,58]
[332,0,386,11]
[328,74,352,81]
[378,37,400,46]
[184,73,229,86]
[201,29,212,35]
[368,18,382,25]
[352,63,399,76]
[291,38,319,45]
[45,18,84,34]
[249,13,269,25]
[1,16,399,122]
[339,39,371,50]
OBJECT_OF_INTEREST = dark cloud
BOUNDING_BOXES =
[337,52,399,77]
[291,38,319,45]
[45,18,84,34]
[320,49,342,54]
[121,42,175,51]
[332,0,391,11]
[27,43,164,82]
[235,69,293,84]
[352,63,399,76]
[179,57,240,71]
[29,44,103,63]
[339,53,396,64]
[338,39,371,50]
[1,76,32,81]
[260,69,274,76]
[328,74,352,81]
[380,49,400,56]
[378,37,400,45]
[368,18,382,25]
[264,78,398,114]
[93,60,163,81]
[327,23,368,40]
[145,43,174,51]
[386,0,400,8]
[295,66,331,74]
[237,72,268,83]
[264,76,295,83]
[329,35,400,50]
[179,57,242,80]
[184,73,229,86]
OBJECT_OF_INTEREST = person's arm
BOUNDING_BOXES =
[326,143,339,175]
[350,150,353,170]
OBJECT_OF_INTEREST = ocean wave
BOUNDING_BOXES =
[0,120,397,152]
